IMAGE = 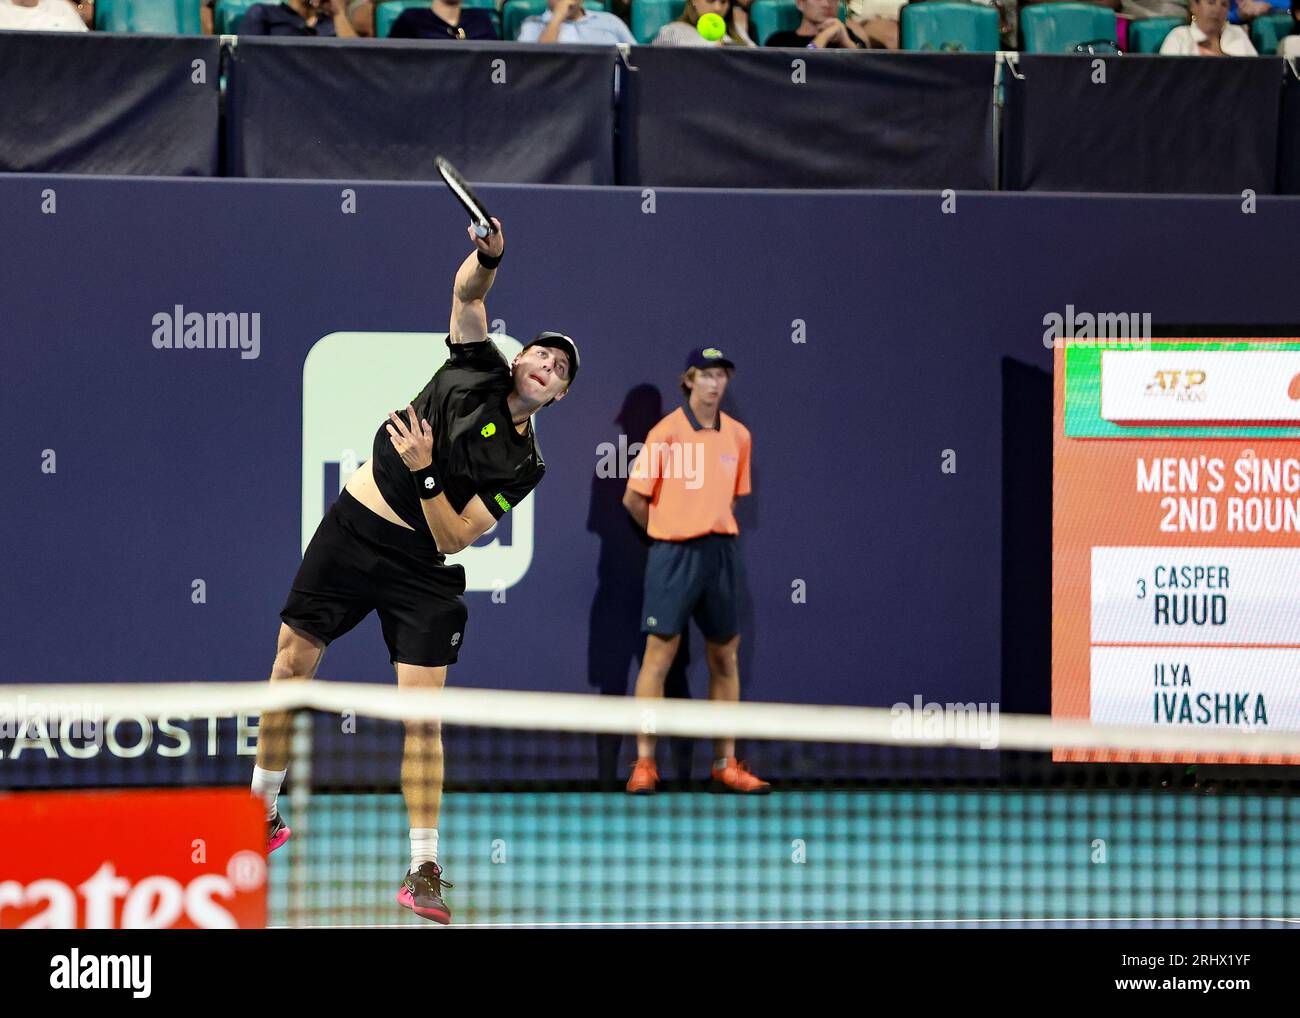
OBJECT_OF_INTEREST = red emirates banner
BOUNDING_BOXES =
[0,789,266,928]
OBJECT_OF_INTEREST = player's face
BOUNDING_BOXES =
[690,366,729,404]
[514,345,570,405]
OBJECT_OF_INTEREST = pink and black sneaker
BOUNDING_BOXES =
[267,810,291,854]
[397,862,453,925]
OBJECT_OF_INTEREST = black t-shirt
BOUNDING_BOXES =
[765,24,867,47]
[371,339,545,546]
[238,2,338,35]
[389,7,498,39]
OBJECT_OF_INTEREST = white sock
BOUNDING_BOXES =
[251,766,287,821]
[410,828,438,872]
[714,757,731,771]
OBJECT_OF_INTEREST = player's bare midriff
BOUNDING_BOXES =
[344,460,416,531]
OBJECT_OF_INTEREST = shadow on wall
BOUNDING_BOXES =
[721,387,757,709]
[586,384,692,785]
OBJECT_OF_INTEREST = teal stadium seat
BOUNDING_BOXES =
[749,0,799,43]
[95,0,202,33]
[900,1,1000,52]
[1020,2,1116,52]
[503,0,606,40]
[1250,11,1293,54]
[748,0,846,45]
[214,0,259,33]
[631,0,685,43]
[375,0,502,37]
[1126,14,1184,52]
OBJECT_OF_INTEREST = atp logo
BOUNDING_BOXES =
[1144,369,1206,400]
[301,332,535,592]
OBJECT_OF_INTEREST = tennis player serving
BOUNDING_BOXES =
[250,213,579,925]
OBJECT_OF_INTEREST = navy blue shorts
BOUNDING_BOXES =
[641,535,740,642]
[280,489,468,667]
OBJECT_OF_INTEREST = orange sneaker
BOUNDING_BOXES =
[626,757,659,795]
[710,758,771,794]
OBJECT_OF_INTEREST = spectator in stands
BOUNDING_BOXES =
[1159,0,1256,50]
[249,0,370,34]
[0,0,88,31]
[1282,0,1300,56]
[346,0,373,34]
[733,0,754,40]
[653,0,754,45]
[239,0,358,35]
[389,0,497,38]
[1233,0,1288,27]
[846,0,903,48]
[518,0,635,42]
[765,0,871,45]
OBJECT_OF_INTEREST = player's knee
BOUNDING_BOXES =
[403,718,442,740]
[644,633,682,668]
[705,636,739,671]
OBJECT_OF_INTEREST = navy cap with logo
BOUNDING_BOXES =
[524,331,580,387]
[685,346,736,372]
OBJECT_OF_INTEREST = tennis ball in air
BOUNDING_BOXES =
[697,12,726,40]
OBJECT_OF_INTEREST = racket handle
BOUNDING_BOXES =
[473,223,490,238]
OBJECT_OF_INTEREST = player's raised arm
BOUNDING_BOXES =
[448,216,504,345]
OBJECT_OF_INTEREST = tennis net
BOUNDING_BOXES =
[2,681,1299,929]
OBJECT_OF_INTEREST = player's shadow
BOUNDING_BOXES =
[720,386,758,688]
[586,384,693,787]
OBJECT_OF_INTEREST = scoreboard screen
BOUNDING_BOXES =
[1052,338,1300,763]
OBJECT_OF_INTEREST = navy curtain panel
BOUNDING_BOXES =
[618,49,997,189]
[0,32,220,175]
[225,38,617,183]
[1003,54,1282,194]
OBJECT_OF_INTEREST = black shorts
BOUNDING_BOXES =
[280,489,468,667]
[641,534,740,642]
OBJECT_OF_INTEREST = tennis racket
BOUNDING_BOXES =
[435,155,497,239]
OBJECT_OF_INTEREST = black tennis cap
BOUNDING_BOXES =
[685,346,735,371]
[525,331,580,386]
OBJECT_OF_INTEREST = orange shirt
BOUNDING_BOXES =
[626,405,752,541]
